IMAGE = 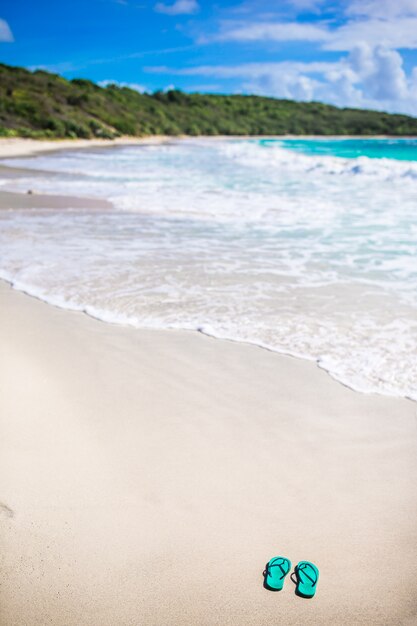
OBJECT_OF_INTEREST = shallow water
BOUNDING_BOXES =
[273,137,417,161]
[0,138,416,399]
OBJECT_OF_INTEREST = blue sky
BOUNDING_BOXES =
[1,0,417,114]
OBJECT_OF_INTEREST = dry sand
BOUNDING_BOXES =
[0,136,168,159]
[0,281,416,625]
[0,138,417,625]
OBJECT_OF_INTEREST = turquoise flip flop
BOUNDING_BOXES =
[294,561,319,598]
[264,556,291,591]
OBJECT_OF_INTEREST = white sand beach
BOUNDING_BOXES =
[1,139,417,625]
[0,136,168,159]
[1,279,416,626]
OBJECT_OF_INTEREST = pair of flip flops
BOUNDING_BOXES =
[264,556,319,598]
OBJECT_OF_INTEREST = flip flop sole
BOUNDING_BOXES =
[264,556,291,591]
[295,561,319,598]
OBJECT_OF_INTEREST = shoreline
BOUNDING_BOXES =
[1,273,413,403]
[1,279,416,625]
[1,136,417,624]
[0,136,415,402]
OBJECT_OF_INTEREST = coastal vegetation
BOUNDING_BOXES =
[1,62,417,138]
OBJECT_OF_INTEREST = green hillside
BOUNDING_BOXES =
[1,62,417,138]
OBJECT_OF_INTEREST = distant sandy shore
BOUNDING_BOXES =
[0,138,417,625]
[0,136,170,159]
[0,136,171,209]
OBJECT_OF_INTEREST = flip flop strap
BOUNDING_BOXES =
[297,563,317,586]
[268,558,289,579]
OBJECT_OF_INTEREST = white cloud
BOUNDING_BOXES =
[346,43,375,77]
[410,67,417,99]
[324,17,417,50]
[347,0,417,18]
[154,0,199,15]
[227,0,326,16]
[362,46,408,100]
[0,18,13,42]
[245,71,321,101]
[202,20,330,44]
[147,60,337,78]
[305,45,417,113]
[202,15,417,51]
[98,79,147,92]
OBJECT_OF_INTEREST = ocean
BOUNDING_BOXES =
[0,137,416,400]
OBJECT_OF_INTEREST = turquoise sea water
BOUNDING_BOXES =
[0,138,416,399]
[262,137,417,161]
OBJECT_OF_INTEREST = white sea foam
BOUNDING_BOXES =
[0,138,416,400]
